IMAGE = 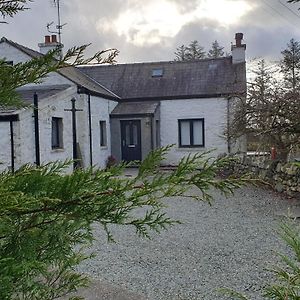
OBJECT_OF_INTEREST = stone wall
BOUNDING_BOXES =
[236,155,300,198]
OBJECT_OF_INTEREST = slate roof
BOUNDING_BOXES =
[0,37,119,100]
[79,57,246,101]
[0,85,72,119]
[16,84,72,104]
[111,101,159,116]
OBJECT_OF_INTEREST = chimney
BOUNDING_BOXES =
[51,35,57,43]
[38,35,63,59]
[231,32,246,64]
[45,35,51,44]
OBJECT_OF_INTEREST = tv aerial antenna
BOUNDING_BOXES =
[47,0,66,44]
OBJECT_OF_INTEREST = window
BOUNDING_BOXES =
[51,117,63,149]
[178,119,205,147]
[4,61,13,66]
[152,68,163,77]
[99,121,107,147]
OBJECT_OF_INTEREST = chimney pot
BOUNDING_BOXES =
[45,35,51,44]
[235,33,243,47]
[51,35,57,43]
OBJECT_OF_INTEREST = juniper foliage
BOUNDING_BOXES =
[0,148,247,299]
[0,2,248,299]
[221,222,300,300]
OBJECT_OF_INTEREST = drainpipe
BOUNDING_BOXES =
[33,93,41,165]
[71,98,78,170]
[87,93,93,167]
[227,97,231,154]
[10,120,15,172]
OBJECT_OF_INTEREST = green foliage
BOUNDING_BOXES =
[174,45,188,61]
[288,0,300,4]
[263,223,300,299]
[174,40,206,61]
[0,0,30,21]
[230,52,300,160]
[281,38,300,91]
[207,40,225,58]
[0,148,247,299]
[174,39,226,61]
[0,3,247,299]
[221,222,300,300]
[0,44,119,107]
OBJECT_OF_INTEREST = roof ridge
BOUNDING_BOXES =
[0,36,43,58]
[79,56,232,69]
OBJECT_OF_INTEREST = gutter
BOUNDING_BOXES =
[33,93,41,166]
[227,97,231,154]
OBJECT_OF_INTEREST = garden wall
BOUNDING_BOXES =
[237,154,300,198]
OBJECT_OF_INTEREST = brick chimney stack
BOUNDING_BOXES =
[231,32,246,64]
[38,35,63,58]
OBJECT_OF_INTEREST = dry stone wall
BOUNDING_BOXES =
[236,155,300,198]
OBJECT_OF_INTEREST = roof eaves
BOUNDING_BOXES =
[77,85,120,101]
[120,93,245,102]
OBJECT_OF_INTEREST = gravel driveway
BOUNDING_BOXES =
[77,179,299,300]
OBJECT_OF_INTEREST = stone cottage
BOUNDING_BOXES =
[0,33,246,170]
[80,33,247,165]
[0,36,119,171]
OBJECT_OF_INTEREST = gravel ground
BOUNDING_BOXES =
[77,180,299,300]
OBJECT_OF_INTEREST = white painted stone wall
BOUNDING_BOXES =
[13,87,77,172]
[77,94,118,169]
[0,122,13,171]
[160,98,229,165]
[0,87,117,172]
[0,41,72,87]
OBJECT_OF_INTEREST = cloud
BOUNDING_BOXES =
[1,0,300,63]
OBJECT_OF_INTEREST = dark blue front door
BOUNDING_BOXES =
[121,120,142,162]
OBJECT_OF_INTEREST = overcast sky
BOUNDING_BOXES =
[2,0,300,63]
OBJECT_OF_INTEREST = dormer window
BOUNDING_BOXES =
[152,68,163,77]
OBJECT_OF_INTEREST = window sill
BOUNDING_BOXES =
[51,148,65,153]
[100,146,108,150]
[177,146,206,151]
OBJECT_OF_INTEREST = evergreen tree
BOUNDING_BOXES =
[174,44,188,61]
[280,38,300,91]
[230,56,300,160]
[0,2,247,299]
[207,40,225,58]
[0,0,28,19]
[186,40,206,60]
[174,40,206,61]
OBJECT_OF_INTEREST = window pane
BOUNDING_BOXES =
[125,124,130,145]
[100,121,107,146]
[52,117,63,149]
[132,124,138,145]
[180,121,190,146]
[193,120,203,145]
[52,119,58,147]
